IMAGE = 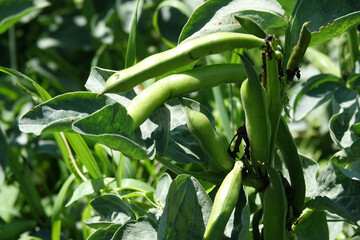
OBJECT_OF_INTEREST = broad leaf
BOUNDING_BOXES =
[71,103,150,160]
[85,194,136,229]
[179,0,286,42]
[331,138,360,166]
[155,173,172,206]
[158,175,212,240]
[306,162,360,226]
[19,92,116,135]
[290,0,360,46]
[293,210,329,240]
[0,0,49,34]
[292,74,342,121]
[66,177,115,207]
[87,224,121,240]
[300,155,319,198]
[112,218,157,239]
[329,87,360,148]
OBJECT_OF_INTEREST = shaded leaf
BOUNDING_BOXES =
[329,87,360,148]
[292,74,342,121]
[85,194,136,229]
[306,162,360,225]
[179,0,286,42]
[158,175,212,240]
[87,224,121,240]
[331,138,360,166]
[112,218,157,239]
[293,210,329,240]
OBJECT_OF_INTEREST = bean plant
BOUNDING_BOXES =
[0,0,360,239]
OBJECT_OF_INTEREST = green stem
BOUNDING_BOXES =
[348,26,360,65]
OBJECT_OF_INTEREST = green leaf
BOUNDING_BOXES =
[111,218,157,239]
[66,177,115,207]
[0,66,51,101]
[125,0,141,68]
[155,173,172,206]
[331,138,360,166]
[0,0,50,34]
[300,155,319,198]
[51,174,76,240]
[179,0,286,42]
[306,162,360,225]
[87,224,121,240]
[293,210,329,240]
[19,92,116,135]
[310,12,360,46]
[290,0,360,46]
[85,194,136,229]
[275,0,296,19]
[329,87,360,148]
[0,126,7,187]
[72,104,150,160]
[119,178,155,193]
[293,74,342,121]
[158,175,212,240]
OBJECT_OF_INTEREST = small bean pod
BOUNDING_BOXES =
[100,32,265,94]
[203,160,244,240]
[126,64,247,129]
[263,164,287,240]
[185,106,234,172]
[286,22,311,80]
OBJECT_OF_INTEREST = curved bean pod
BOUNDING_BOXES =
[203,160,244,240]
[100,32,265,94]
[126,64,247,129]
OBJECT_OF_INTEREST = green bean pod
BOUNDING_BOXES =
[126,64,246,129]
[276,118,305,217]
[203,160,244,240]
[100,32,265,94]
[239,55,271,166]
[263,164,287,240]
[286,22,311,80]
[266,52,282,162]
[185,106,234,172]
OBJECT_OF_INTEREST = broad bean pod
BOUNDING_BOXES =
[239,55,271,167]
[263,164,287,240]
[100,32,265,94]
[185,106,234,172]
[276,118,305,217]
[203,160,244,240]
[126,64,246,129]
